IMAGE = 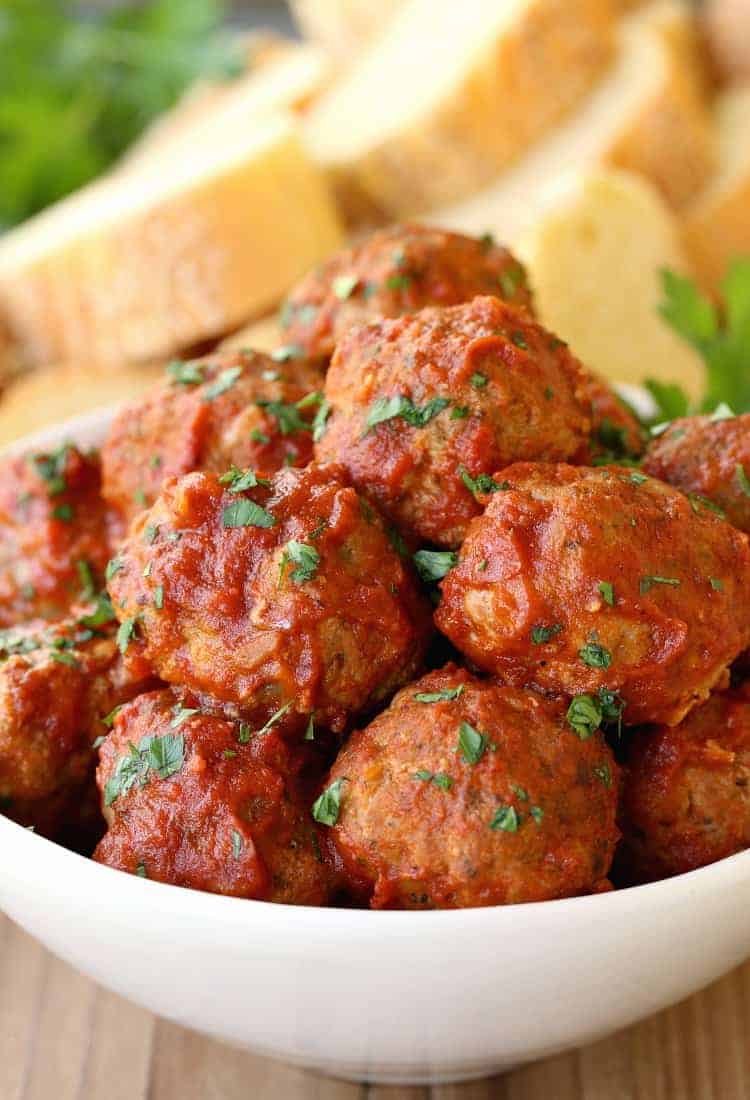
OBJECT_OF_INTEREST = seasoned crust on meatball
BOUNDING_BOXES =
[94,688,330,905]
[315,296,592,548]
[102,349,325,529]
[619,684,750,882]
[280,224,534,363]
[322,665,619,909]
[582,372,646,462]
[0,444,111,628]
[643,414,750,534]
[108,464,432,732]
[436,464,750,727]
[0,608,153,837]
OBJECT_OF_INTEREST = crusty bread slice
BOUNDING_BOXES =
[124,41,330,170]
[0,360,165,448]
[304,0,615,223]
[684,86,750,291]
[290,0,406,59]
[0,114,343,371]
[435,1,714,243]
[515,169,705,397]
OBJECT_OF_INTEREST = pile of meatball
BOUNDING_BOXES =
[3,224,750,909]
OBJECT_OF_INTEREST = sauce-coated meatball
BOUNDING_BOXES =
[643,414,750,533]
[108,464,432,731]
[321,665,619,908]
[0,444,110,628]
[315,297,592,547]
[280,224,533,363]
[94,688,330,904]
[102,349,325,529]
[619,684,750,882]
[0,608,153,836]
[437,464,750,727]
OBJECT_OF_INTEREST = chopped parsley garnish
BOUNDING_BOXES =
[530,806,544,824]
[272,344,304,364]
[144,524,159,545]
[53,503,74,522]
[153,585,164,610]
[414,770,453,790]
[170,705,200,729]
[255,398,311,437]
[136,863,148,879]
[598,581,615,606]
[100,705,123,729]
[79,593,115,629]
[386,272,412,291]
[498,265,525,297]
[167,359,205,386]
[688,493,726,518]
[92,735,106,749]
[231,830,243,859]
[511,332,528,350]
[567,694,603,740]
[250,428,270,444]
[578,641,612,669]
[312,778,345,826]
[531,623,562,645]
[490,805,519,833]
[280,540,320,584]
[105,558,123,582]
[133,489,147,507]
[640,575,681,594]
[511,784,528,800]
[629,471,648,485]
[450,406,470,420]
[219,467,269,493]
[257,702,293,736]
[116,616,139,654]
[364,394,450,433]
[32,444,69,495]
[50,650,79,668]
[413,549,456,583]
[222,499,276,529]
[458,466,508,498]
[150,454,162,470]
[332,273,359,299]
[237,722,251,744]
[470,372,488,389]
[737,464,750,497]
[457,721,487,765]
[593,763,612,788]
[480,232,495,252]
[104,733,185,806]
[414,684,464,704]
[76,560,96,601]
[305,716,315,741]
[312,397,331,442]
[710,577,724,591]
[202,366,242,401]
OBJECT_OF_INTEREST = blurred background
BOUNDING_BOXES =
[0,0,747,441]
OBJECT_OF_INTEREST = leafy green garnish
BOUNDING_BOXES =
[104,732,185,807]
[414,770,453,791]
[578,641,612,669]
[364,394,450,434]
[736,464,750,497]
[76,560,96,601]
[639,575,681,594]
[312,778,345,826]
[457,721,487,765]
[280,541,320,584]
[567,694,603,740]
[414,684,464,704]
[167,360,206,386]
[312,397,331,442]
[202,366,242,401]
[458,466,509,499]
[598,581,615,606]
[531,623,562,644]
[116,616,140,654]
[255,398,312,437]
[219,467,269,493]
[222,499,275,529]
[489,805,519,833]
[413,549,457,583]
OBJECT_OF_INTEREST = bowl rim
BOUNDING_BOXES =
[2,399,748,931]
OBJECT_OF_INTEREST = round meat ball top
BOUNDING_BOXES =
[279,224,534,363]
[320,664,619,909]
[102,349,325,529]
[582,372,646,463]
[619,684,750,883]
[94,688,330,905]
[107,463,432,732]
[315,296,592,548]
[0,606,153,835]
[436,463,750,728]
[642,413,750,534]
[0,444,111,628]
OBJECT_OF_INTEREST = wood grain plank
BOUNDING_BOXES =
[577,1030,635,1100]
[432,1073,509,1099]
[0,918,48,1100]
[504,1052,581,1100]
[77,989,155,1100]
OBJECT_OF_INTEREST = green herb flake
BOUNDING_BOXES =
[170,705,200,729]
[280,540,320,584]
[364,394,450,434]
[593,763,612,788]
[737,464,750,497]
[272,344,304,363]
[414,684,464,704]
[629,472,648,485]
[457,721,487,765]
[312,397,332,442]
[167,360,205,386]
[567,694,602,740]
[52,503,74,523]
[470,372,488,389]
[144,524,159,545]
[76,560,96,601]
[386,273,412,292]
[231,830,243,859]
[490,805,519,833]
[153,585,164,611]
[413,549,457,583]
[136,863,148,879]
[31,444,69,496]
[50,650,79,668]
[104,733,185,806]
[688,493,726,519]
[498,265,524,297]
[531,623,562,645]
[598,581,615,606]
[219,467,269,493]
[250,429,270,444]
[458,466,508,498]
[511,784,528,801]
[92,735,106,750]
[101,705,123,729]
[450,405,470,420]
[105,558,123,582]
[710,577,724,591]
[579,641,612,669]
[237,722,251,744]
[202,366,242,401]
[222,499,276,529]
[511,332,529,350]
[255,398,311,437]
[530,806,544,824]
[640,575,681,594]
[116,617,139,655]
[305,716,315,741]
[312,778,345,826]
[257,701,294,736]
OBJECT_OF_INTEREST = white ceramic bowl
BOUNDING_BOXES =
[2,408,750,1086]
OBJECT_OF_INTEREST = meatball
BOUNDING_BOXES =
[619,684,750,882]
[320,665,619,909]
[315,296,592,548]
[94,688,330,905]
[107,464,432,732]
[582,372,646,463]
[643,414,750,534]
[102,349,325,529]
[0,606,153,837]
[0,443,111,628]
[280,224,533,363]
[437,464,750,727]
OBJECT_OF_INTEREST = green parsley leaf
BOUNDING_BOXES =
[305,716,315,741]
[490,805,519,833]
[640,575,681,594]
[237,722,251,744]
[414,684,465,704]
[688,493,726,519]
[78,593,115,630]
[219,467,269,493]
[136,863,148,879]
[50,650,79,668]
[280,540,320,584]
[579,641,612,669]
[153,585,164,611]
[100,705,123,729]
[414,770,453,790]
[458,466,509,498]
[530,806,544,824]
[144,524,159,545]
[364,394,450,433]
[272,344,305,363]
[255,398,312,436]
[231,830,243,859]
[116,616,139,655]
[312,397,331,442]
[598,581,615,606]
[170,705,200,729]
[413,549,457,583]
[593,763,612,788]
[92,735,106,750]
[567,694,602,740]
[457,721,487,765]
[470,372,488,389]
[52,503,74,523]
[76,560,96,601]
[104,733,185,806]
[222,499,276,529]
[167,360,205,386]
[511,332,529,350]
[450,406,470,420]
[386,273,412,291]
[105,558,123,582]
[312,778,345,826]
[737,464,750,497]
[531,623,562,644]
[202,366,242,401]
[498,264,525,297]
[250,429,270,444]
[257,702,294,736]
[710,577,724,591]
[32,444,69,496]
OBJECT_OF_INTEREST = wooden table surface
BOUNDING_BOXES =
[4,909,750,1100]
[3,377,750,1100]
